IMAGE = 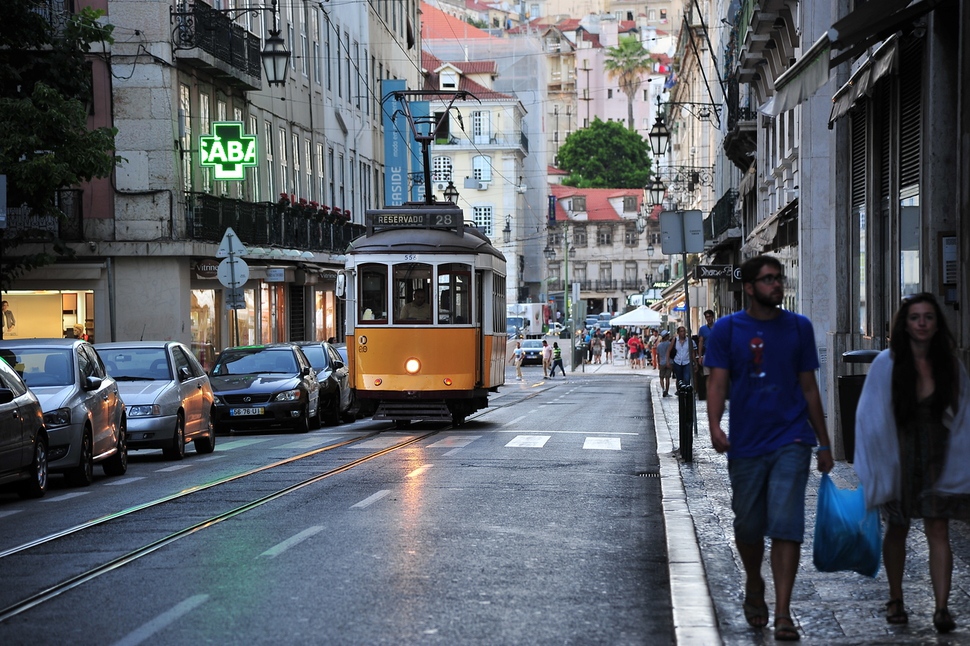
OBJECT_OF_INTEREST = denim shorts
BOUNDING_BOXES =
[728,443,813,543]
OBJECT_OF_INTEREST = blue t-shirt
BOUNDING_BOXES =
[704,310,819,458]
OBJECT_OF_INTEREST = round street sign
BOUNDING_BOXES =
[217,256,249,288]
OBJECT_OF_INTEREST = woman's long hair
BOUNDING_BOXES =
[889,292,958,425]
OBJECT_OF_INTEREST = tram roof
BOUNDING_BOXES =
[347,225,505,261]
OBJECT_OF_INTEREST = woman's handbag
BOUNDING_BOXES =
[813,473,881,577]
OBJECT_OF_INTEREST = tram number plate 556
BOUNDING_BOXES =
[231,408,264,416]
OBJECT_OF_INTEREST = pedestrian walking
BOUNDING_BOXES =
[670,326,695,387]
[509,341,524,380]
[541,339,552,378]
[854,292,970,634]
[604,330,613,364]
[549,342,566,377]
[591,333,603,364]
[648,328,660,369]
[656,330,673,396]
[627,333,642,369]
[704,254,833,642]
[696,310,717,400]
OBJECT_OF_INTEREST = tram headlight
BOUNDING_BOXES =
[405,358,420,374]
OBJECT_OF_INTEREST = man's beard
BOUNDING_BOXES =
[752,289,783,308]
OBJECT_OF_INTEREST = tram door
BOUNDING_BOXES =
[476,269,485,386]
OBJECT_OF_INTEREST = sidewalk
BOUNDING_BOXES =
[650,379,970,645]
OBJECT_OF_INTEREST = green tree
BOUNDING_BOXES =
[604,35,654,131]
[557,119,652,188]
[0,1,119,284]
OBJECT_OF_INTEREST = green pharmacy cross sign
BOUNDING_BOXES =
[199,121,258,181]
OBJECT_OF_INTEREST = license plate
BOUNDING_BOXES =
[230,407,264,416]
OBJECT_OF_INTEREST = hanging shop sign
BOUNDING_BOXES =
[200,121,258,180]
[694,265,734,280]
[194,259,219,279]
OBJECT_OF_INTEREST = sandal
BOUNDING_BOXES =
[742,582,769,628]
[934,608,955,634]
[885,599,908,624]
[774,616,800,641]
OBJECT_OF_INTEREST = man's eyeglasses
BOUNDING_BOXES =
[754,273,786,286]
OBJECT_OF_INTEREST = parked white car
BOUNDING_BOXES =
[97,341,215,460]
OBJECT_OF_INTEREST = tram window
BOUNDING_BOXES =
[393,263,433,323]
[359,264,388,323]
[437,263,471,324]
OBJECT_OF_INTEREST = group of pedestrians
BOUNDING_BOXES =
[702,254,970,641]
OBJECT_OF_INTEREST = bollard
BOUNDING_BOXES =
[677,381,694,462]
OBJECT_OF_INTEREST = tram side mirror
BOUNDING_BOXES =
[335,273,346,297]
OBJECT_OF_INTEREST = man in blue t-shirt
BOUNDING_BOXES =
[704,255,833,641]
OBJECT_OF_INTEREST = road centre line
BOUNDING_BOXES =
[215,438,273,450]
[351,490,391,509]
[496,429,638,435]
[156,464,193,473]
[104,477,147,486]
[406,464,433,478]
[259,526,325,558]
[112,594,209,646]
[504,415,528,427]
[0,510,22,519]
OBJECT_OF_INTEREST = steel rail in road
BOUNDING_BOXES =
[0,428,442,623]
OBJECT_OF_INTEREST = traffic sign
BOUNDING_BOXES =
[659,210,705,255]
[216,227,248,258]
[217,256,249,288]
[225,286,246,310]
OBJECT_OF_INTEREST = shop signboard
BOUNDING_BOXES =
[199,122,257,181]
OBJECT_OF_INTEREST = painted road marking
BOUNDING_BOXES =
[156,464,193,473]
[428,435,480,448]
[583,437,621,450]
[406,464,433,478]
[505,435,551,448]
[351,490,391,509]
[353,436,415,449]
[260,526,325,558]
[215,438,273,450]
[104,477,147,486]
[112,594,209,646]
[277,436,344,450]
[41,492,89,503]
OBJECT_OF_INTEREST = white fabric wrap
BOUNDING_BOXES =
[854,349,970,509]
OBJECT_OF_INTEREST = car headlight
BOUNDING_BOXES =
[274,389,302,402]
[213,394,226,406]
[43,407,72,427]
[128,404,161,417]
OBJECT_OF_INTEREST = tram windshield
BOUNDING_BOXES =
[394,263,433,323]
[359,264,388,323]
[356,262,475,326]
[437,264,471,324]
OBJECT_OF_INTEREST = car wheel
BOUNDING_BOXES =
[66,428,94,487]
[18,435,48,499]
[291,407,310,434]
[102,417,128,477]
[325,392,341,426]
[194,419,216,455]
[163,412,186,460]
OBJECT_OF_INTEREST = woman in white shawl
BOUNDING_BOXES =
[854,292,970,633]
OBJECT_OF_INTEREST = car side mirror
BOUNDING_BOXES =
[301,366,312,376]
[0,388,13,405]
[331,360,344,370]
[335,273,346,297]
[83,375,103,391]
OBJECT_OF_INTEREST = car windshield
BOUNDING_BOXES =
[522,340,544,349]
[2,348,74,387]
[334,345,348,363]
[213,348,297,375]
[100,348,170,381]
[299,345,329,372]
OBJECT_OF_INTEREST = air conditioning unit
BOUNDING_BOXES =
[434,181,449,191]
[477,181,489,191]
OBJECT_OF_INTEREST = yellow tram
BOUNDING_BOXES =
[343,202,507,426]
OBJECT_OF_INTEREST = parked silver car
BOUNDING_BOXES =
[97,341,215,460]
[0,339,127,486]
[0,351,48,498]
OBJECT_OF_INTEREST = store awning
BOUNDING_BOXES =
[760,0,942,118]
[828,35,899,127]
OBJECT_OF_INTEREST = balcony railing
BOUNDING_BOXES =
[171,1,262,85]
[0,189,83,242]
[707,189,739,241]
[187,193,364,253]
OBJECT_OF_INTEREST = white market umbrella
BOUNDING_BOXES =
[610,305,663,327]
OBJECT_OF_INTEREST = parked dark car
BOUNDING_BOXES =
[209,344,320,434]
[96,341,215,460]
[292,341,354,425]
[331,343,365,419]
[0,339,127,486]
[520,339,545,365]
[0,351,48,498]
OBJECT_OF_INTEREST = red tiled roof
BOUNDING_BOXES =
[453,61,496,75]
[421,2,493,40]
[422,51,514,101]
[549,185,644,222]
[548,165,568,176]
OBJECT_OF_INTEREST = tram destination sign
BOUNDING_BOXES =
[365,207,463,235]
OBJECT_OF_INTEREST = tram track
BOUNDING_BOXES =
[0,428,440,623]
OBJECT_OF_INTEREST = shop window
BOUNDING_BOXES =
[359,264,388,323]
[394,263,433,323]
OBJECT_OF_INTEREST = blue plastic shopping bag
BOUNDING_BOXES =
[813,473,881,577]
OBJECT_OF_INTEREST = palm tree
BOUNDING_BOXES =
[604,35,655,131]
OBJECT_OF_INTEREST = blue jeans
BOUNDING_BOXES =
[672,362,691,386]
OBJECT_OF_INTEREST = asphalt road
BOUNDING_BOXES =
[0,367,670,645]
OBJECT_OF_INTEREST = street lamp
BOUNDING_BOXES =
[648,111,671,157]
[646,178,667,207]
[260,29,290,86]
[443,180,459,204]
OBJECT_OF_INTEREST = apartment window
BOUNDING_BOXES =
[599,262,612,283]
[597,225,613,246]
[335,28,342,97]
[249,116,260,202]
[344,32,351,104]
[313,42,321,83]
[607,89,613,99]
[316,143,325,203]
[264,120,275,198]
[660,9,667,20]
[301,32,309,77]
[325,18,332,91]
[472,110,491,144]
[472,155,492,182]
[623,196,637,212]
[431,156,452,182]
[353,41,360,108]
[624,223,638,246]
[217,100,226,121]
[433,111,451,141]
[441,70,458,89]
[472,205,494,236]
[304,139,312,201]
[624,261,638,283]
[571,196,586,212]
[573,262,587,284]
[292,133,301,197]
[573,224,588,247]
[328,148,335,205]
[180,84,192,192]
[279,127,288,195]
[338,153,345,208]
[200,93,211,193]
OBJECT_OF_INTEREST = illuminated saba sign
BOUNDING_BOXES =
[199,122,257,180]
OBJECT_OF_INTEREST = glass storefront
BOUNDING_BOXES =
[0,290,95,341]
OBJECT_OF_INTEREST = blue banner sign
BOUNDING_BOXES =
[381,79,409,206]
